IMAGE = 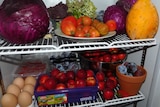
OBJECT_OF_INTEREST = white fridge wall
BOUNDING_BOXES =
[145,0,160,106]
[0,0,159,107]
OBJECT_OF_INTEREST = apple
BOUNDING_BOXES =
[99,56,104,62]
[56,72,67,83]
[36,85,46,92]
[86,69,95,77]
[44,77,57,90]
[51,68,60,78]
[118,53,126,60]
[66,70,75,80]
[75,79,86,88]
[109,48,119,54]
[103,88,114,100]
[108,76,117,88]
[103,54,111,62]
[55,83,66,90]
[76,69,87,79]
[105,78,116,90]
[111,54,119,62]
[105,69,114,77]
[86,77,96,86]
[117,90,129,98]
[98,81,105,91]
[39,74,50,85]
[96,71,105,82]
[67,79,76,88]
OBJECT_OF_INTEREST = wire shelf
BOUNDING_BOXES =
[33,91,144,107]
[0,34,156,55]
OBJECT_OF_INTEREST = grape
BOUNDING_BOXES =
[118,65,127,74]
[56,64,64,71]
[130,62,137,73]
[96,10,104,22]
[128,73,133,76]
[124,62,137,74]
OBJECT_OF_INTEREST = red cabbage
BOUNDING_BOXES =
[103,5,127,34]
[0,0,49,44]
[116,0,137,12]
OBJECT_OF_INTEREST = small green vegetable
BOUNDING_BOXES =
[66,0,97,18]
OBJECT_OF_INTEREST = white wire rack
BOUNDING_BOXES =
[1,34,150,106]
[0,34,156,55]
[32,91,145,107]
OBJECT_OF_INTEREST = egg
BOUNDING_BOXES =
[7,84,21,97]
[24,76,36,86]
[13,77,25,89]
[18,91,32,107]
[1,93,18,107]
[23,84,34,95]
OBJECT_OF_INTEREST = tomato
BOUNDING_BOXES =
[96,22,109,35]
[88,27,100,37]
[61,16,77,27]
[91,19,99,27]
[76,25,84,31]
[77,17,83,26]
[82,25,91,33]
[105,20,117,31]
[61,21,76,36]
[74,30,85,37]
[82,16,92,26]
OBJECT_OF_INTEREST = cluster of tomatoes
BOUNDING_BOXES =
[60,15,117,38]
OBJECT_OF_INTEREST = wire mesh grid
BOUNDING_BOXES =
[0,34,156,55]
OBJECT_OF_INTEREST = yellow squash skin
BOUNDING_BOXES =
[126,0,159,39]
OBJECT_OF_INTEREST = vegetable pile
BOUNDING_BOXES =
[60,15,117,38]
[103,5,127,34]
[0,0,49,44]
[66,0,97,19]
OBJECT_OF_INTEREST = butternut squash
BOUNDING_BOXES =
[126,0,159,39]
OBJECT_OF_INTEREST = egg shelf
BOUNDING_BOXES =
[0,33,156,56]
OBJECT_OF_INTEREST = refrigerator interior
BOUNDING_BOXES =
[0,0,160,107]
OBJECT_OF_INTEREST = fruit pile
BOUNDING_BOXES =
[118,62,144,76]
[60,15,117,38]
[96,69,129,100]
[35,68,97,92]
[80,48,127,63]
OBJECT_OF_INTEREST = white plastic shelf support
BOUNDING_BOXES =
[0,34,156,56]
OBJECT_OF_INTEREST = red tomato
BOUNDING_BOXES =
[88,27,100,37]
[61,21,76,36]
[105,20,117,31]
[74,30,85,37]
[82,16,92,26]
[76,25,84,31]
[61,16,77,27]
[82,25,91,33]
[77,17,83,26]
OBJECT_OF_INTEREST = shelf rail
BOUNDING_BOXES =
[0,34,156,55]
